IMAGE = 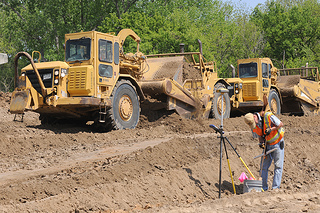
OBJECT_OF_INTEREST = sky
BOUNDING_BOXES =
[244,0,266,8]
[225,0,267,9]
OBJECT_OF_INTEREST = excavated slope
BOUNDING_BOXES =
[0,91,319,212]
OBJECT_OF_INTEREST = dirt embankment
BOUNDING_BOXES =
[0,92,319,212]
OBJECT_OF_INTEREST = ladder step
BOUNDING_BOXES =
[99,103,107,123]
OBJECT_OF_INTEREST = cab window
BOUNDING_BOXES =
[99,64,113,78]
[268,64,271,78]
[262,63,269,78]
[65,38,91,62]
[99,40,112,63]
[239,62,258,78]
[114,42,119,65]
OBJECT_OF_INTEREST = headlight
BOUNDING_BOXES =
[239,83,243,89]
[61,68,67,77]
[235,83,238,88]
[54,70,59,76]
[54,79,59,84]
[235,90,239,94]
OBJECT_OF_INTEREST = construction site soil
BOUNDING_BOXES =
[0,91,320,212]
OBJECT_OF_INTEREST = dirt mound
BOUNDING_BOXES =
[152,61,182,79]
[0,91,11,107]
[182,62,202,81]
[277,75,301,87]
[145,58,201,82]
[0,93,319,212]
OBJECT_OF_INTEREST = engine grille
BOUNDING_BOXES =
[26,69,53,94]
[68,69,87,90]
[243,82,257,97]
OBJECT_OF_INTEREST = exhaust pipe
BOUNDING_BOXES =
[14,52,47,97]
[230,64,235,78]
[179,43,185,53]
[197,39,203,56]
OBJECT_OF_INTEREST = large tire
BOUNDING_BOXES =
[96,80,140,131]
[211,83,231,120]
[268,89,281,115]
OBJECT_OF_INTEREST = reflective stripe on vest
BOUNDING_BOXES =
[264,112,284,145]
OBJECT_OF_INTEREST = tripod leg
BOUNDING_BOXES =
[219,136,223,198]
[222,137,236,194]
[224,136,256,180]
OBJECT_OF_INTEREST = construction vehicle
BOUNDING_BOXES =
[10,27,319,131]
[277,66,320,115]
[225,58,320,116]
[223,58,281,116]
[9,29,240,131]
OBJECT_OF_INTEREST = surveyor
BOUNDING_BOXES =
[244,111,285,191]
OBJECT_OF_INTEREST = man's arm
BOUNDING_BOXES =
[270,115,283,131]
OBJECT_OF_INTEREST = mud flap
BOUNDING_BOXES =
[10,90,31,114]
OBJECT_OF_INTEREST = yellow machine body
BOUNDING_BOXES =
[277,67,320,115]
[10,29,234,130]
[228,57,320,115]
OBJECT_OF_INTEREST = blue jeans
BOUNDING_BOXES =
[261,140,284,191]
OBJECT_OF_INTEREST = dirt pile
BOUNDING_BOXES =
[182,62,202,81]
[0,91,11,107]
[146,58,202,82]
[0,93,319,212]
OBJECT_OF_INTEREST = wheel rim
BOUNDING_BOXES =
[118,95,133,121]
[217,95,227,116]
[270,98,278,114]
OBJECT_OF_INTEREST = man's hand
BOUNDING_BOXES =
[265,128,271,136]
[259,142,265,149]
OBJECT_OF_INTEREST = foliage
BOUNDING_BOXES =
[1,0,320,91]
[251,0,320,68]
[99,0,261,77]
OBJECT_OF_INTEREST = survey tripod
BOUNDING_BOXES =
[210,89,256,198]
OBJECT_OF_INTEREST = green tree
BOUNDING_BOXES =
[0,0,142,91]
[0,7,18,92]
[251,0,320,68]
[0,0,141,61]
[98,0,262,78]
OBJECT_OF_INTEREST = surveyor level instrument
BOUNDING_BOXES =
[210,124,257,198]
[209,88,257,198]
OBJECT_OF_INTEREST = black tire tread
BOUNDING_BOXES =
[268,89,281,115]
[94,79,139,132]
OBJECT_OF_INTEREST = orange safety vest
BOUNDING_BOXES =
[252,112,284,145]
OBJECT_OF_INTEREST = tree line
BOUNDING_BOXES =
[1,0,320,92]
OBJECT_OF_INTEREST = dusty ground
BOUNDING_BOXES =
[0,91,320,212]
